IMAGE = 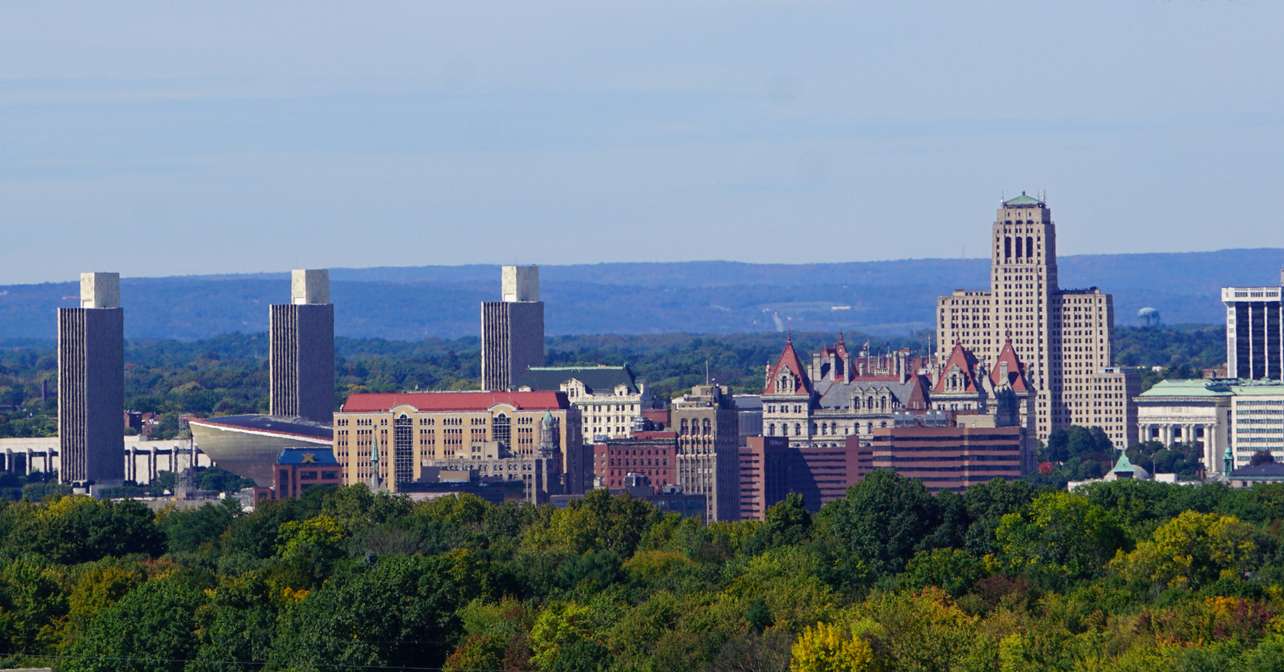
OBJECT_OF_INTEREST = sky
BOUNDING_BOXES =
[2,1,1283,284]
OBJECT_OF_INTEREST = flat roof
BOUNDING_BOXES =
[1138,379,1284,399]
[341,390,568,413]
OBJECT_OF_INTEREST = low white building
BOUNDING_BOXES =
[1135,379,1284,476]
[0,436,209,484]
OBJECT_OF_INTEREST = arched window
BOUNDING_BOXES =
[1027,236,1034,257]
[680,419,688,434]
[1004,236,1011,259]
[1015,236,1023,258]
[768,423,776,436]
[794,423,802,436]
[702,418,711,435]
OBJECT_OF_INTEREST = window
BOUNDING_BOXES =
[493,413,511,450]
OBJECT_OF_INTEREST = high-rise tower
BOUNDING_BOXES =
[481,265,545,391]
[269,269,335,422]
[58,272,125,484]
[937,194,1134,447]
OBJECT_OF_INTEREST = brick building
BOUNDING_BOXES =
[861,424,1026,493]
[273,447,343,500]
[592,431,677,491]
[737,436,860,520]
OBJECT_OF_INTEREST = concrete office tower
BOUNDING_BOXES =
[269,269,335,423]
[481,265,545,391]
[58,272,125,484]
[937,194,1134,447]
[1223,270,1284,381]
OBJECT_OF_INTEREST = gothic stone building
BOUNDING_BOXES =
[761,337,931,448]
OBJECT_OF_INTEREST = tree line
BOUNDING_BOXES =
[2,473,1284,671]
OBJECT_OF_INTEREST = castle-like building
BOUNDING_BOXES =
[760,334,1037,451]
[936,193,1138,448]
[760,336,932,448]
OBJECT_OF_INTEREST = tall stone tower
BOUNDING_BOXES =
[481,265,545,391]
[938,194,1131,446]
[988,193,1057,438]
[269,269,335,423]
[58,272,125,484]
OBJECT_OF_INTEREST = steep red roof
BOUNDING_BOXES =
[932,342,981,394]
[341,390,568,413]
[763,337,813,396]
[904,374,932,410]
[989,339,1030,393]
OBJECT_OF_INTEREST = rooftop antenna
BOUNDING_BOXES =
[705,358,710,385]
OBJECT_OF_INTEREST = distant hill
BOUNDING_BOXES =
[1,249,1278,340]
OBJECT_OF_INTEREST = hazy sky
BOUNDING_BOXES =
[3,1,1282,284]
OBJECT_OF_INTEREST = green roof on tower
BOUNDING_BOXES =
[1003,192,1043,207]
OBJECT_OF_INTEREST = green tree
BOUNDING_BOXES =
[60,577,204,672]
[530,601,611,672]
[995,491,1128,584]
[815,471,942,583]
[269,554,473,671]
[1111,510,1264,591]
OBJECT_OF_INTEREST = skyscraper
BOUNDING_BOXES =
[269,269,335,423]
[1222,270,1284,381]
[481,265,545,391]
[937,194,1135,448]
[58,272,125,484]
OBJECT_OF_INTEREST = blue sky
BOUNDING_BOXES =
[2,1,1282,284]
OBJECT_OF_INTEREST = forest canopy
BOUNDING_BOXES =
[3,474,1284,671]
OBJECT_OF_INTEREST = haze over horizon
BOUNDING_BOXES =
[3,1,1282,284]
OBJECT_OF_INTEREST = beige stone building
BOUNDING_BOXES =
[670,384,740,522]
[937,193,1136,448]
[517,365,650,442]
[332,391,585,494]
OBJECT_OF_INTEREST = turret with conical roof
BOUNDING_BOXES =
[539,410,557,456]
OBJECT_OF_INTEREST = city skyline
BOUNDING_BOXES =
[3,1,1283,284]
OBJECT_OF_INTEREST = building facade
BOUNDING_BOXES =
[1134,379,1232,476]
[269,269,336,423]
[0,436,209,485]
[862,424,1026,493]
[57,272,125,485]
[1223,271,1284,381]
[737,436,860,520]
[518,365,649,442]
[333,391,583,494]
[671,384,740,522]
[592,431,677,491]
[273,447,343,500]
[937,193,1132,447]
[1134,379,1284,475]
[761,337,931,448]
[481,265,545,391]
